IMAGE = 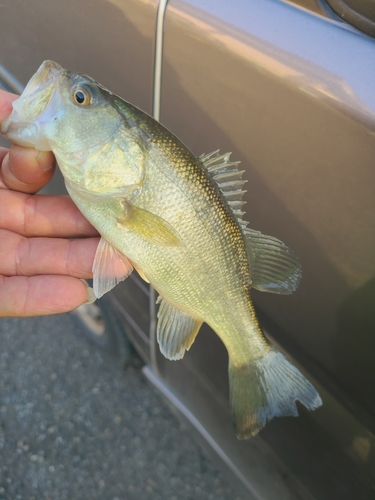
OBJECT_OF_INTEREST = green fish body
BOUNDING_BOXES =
[1,61,322,438]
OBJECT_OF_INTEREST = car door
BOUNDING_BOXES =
[148,1,375,498]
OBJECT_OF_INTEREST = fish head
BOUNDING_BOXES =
[1,60,144,196]
[2,60,122,151]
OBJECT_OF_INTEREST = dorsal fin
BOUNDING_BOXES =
[200,150,249,228]
[244,228,302,294]
[200,150,301,295]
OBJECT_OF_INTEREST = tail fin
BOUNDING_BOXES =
[229,349,322,439]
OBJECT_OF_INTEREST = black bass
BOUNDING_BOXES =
[1,61,322,438]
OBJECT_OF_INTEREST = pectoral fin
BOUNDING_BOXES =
[244,228,302,294]
[92,237,133,298]
[157,297,202,360]
[120,204,183,247]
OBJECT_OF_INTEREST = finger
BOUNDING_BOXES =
[0,147,8,172]
[0,89,18,123]
[0,230,99,278]
[0,191,98,237]
[0,145,55,193]
[0,275,92,317]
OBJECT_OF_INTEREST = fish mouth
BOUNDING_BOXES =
[1,121,40,147]
[1,60,63,150]
[22,60,63,101]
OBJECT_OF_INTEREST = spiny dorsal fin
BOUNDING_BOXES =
[200,150,248,228]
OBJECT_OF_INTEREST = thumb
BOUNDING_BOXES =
[1,145,55,193]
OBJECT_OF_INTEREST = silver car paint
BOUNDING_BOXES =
[0,0,374,498]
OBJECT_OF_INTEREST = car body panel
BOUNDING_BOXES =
[153,0,375,497]
[160,0,375,424]
[0,0,157,112]
[160,0,375,407]
[1,0,375,498]
[0,0,158,189]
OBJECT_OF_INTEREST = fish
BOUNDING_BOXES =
[1,61,322,438]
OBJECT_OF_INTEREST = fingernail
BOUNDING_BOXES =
[3,153,17,178]
[36,151,54,171]
[85,286,97,304]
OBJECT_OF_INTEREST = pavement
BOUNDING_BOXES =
[0,313,243,500]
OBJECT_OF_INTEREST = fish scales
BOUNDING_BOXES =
[1,61,322,438]
[111,100,253,322]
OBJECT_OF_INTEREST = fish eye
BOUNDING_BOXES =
[73,87,92,106]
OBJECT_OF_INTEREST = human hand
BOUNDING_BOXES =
[0,89,99,317]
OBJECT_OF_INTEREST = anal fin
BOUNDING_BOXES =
[157,297,202,360]
[93,237,133,298]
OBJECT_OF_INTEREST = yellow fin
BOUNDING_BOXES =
[121,204,183,247]
[244,228,301,294]
[157,297,202,360]
[229,349,322,439]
